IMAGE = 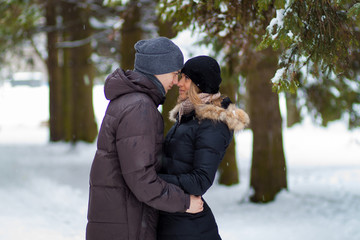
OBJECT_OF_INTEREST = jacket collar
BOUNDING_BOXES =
[169,101,250,132]
[104,68,165,106]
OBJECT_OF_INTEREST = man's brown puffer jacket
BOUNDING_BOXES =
[86,68,190,240]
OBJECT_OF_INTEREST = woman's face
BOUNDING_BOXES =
[177,74,192,101]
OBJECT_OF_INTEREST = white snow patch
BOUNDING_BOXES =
[271,67,286,84]
[267,9,285,40]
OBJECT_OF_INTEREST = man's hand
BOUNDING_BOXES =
[186,195,203,213]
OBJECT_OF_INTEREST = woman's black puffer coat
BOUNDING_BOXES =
[158,98,250,240]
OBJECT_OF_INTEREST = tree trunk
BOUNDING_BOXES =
[61,1,75,142]
[246,48,287,203]
[60,1,97,143]
[46,0,63,141]
[162,87,178,135]
[119,0,142,70]
[218,81,239,185]
[70,4,98,142]
[286,92,302,128]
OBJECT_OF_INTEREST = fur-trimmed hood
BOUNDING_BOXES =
[169,103,250,132]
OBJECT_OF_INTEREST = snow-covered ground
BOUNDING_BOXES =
[0,83,359,240]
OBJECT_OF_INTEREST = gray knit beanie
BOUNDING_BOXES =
[134,37,184,75]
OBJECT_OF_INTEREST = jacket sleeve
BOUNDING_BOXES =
[158,171,181,186]
[115,99,190,213]
[160,121,232,196]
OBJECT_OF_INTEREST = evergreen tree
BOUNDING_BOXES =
[159,0,359,202]
[0,0,41,65]
[160,0,287,202]
[1,0,103,143]
[259,0,360,128]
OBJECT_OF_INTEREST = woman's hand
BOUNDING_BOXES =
[186,195,203,213]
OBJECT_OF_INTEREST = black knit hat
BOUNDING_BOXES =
[181,55,222,94]
[134,37,184,75]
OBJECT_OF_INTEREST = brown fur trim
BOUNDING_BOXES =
[169,103,250,132]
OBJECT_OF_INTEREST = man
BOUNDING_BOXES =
[86,37,203,240]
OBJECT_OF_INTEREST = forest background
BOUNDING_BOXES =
[0,0,359,206]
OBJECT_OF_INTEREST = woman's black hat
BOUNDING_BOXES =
[181,55,222,94]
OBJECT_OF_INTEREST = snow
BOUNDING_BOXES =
[1,83,360,240]
[172,30,211,61]
[287,30,294,38]
[267,9,285,40]
[271,67,286,84]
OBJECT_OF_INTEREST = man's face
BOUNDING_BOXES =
[155,70,182,93]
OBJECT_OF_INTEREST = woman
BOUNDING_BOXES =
[158,55,250,240]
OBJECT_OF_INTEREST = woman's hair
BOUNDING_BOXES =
[181,81,223,107]
[187,82,202,105]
